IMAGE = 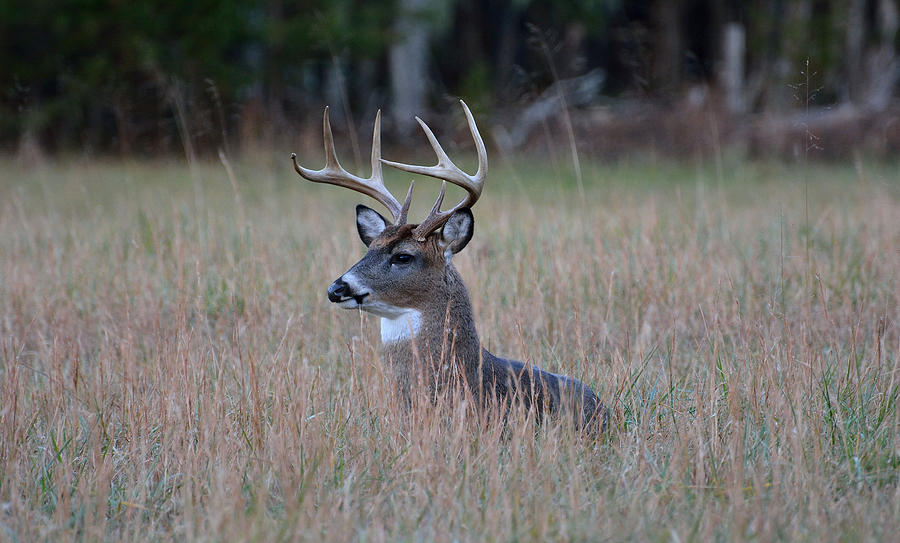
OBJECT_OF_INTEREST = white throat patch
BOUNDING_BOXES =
[380,310,423,344]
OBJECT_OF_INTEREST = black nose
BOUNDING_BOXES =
[328,278,349,302]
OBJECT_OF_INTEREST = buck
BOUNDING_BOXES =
[292,101,608,433]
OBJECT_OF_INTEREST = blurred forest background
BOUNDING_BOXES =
[3,0,900,160]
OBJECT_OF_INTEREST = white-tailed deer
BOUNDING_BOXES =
[292,101,608,434]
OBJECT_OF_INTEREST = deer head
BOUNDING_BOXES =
[291,101,487,327]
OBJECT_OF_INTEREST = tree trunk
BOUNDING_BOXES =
[862,0,899,110]
[652,0,684,94]
[845,0,866,103]
[390,0,431,135]
[720,22,746,113]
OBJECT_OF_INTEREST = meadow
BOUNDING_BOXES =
[1,152,898,541]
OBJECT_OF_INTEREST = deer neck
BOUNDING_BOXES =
[380,309,424,344]
[379,263,481,369]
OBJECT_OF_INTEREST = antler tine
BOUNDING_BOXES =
[397,180,415,225]
[323,106,339,170]
[428,182,447,216]
[380,100,488,240]
[291,108,403,222]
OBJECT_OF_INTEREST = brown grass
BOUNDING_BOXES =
[1,155,898,541]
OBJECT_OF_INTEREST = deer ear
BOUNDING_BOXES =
[356,205,388,247]
[440,208,474,257]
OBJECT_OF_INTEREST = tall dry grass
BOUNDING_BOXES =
[1,155,898,541]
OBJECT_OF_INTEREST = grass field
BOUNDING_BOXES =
[1,153,899,541]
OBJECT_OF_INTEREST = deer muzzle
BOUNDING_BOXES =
[327,276,368,306]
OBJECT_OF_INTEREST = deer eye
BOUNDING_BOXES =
[391,253,413,265]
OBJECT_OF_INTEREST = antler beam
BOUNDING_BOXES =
[381,100,488,241]
[292,107,408,223]
[291,100,487,237]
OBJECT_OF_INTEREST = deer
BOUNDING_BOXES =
[291,101,608,434]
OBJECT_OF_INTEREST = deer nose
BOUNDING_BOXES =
[328,278,350,302]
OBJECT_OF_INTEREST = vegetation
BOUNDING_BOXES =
[1,154,898,540]
[3,0,896,154]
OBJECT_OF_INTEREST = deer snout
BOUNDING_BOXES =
[327,278,351,302]
[328,275,370,306]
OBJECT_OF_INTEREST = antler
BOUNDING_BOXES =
[292,107,413,223]
[381,100,488,241]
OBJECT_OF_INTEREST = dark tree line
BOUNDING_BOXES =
[2,0,897,156]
